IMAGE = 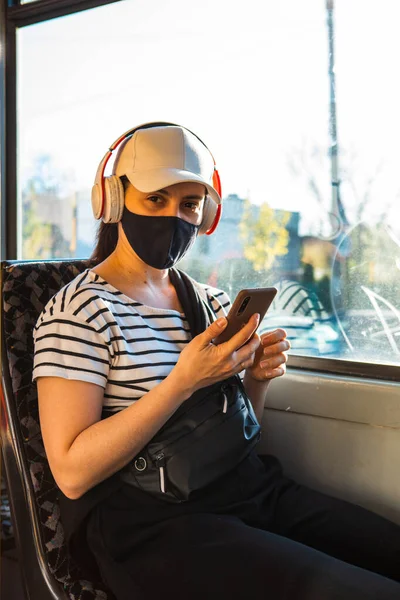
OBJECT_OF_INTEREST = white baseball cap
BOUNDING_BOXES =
[113,125,222,233]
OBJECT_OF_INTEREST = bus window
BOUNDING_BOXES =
[15,0,400,371]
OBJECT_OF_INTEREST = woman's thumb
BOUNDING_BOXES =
[200,317,227,346]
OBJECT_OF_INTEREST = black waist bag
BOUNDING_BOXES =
[120,269,261,503]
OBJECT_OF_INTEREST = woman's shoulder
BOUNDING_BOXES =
[192,280,232,315]
[35,268,115,327]
[194,281,230,301]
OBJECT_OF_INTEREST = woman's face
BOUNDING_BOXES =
[124,181,206,226]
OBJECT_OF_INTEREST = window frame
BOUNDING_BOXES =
[7,0,122,26]
[288,355,400,383]
[1,0,123,263]
[0,0,399,383]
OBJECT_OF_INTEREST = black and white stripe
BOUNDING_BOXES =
[33,268,231,412]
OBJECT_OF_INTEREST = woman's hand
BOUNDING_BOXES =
[245,329,290,382]
[171,315,261,396]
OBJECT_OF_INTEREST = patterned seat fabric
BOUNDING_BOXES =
[2,260,115,600]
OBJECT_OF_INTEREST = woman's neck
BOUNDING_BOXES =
[91,244,182,311]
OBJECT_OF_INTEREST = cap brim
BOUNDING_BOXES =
[125,168,221,206]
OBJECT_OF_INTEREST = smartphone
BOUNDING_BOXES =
[213,287,278,345]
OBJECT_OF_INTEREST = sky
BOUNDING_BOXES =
[17,0,400,248]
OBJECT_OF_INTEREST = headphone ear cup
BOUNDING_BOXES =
[199,196,218,234]
[91,183,103,220]
[103,176,125,223]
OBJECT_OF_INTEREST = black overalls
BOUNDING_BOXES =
[60,451,400,600]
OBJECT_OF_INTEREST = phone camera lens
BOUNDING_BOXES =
[237,296,250,315]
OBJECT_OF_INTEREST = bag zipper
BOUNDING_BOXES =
[155,452,166,493]
[221,384,230,413]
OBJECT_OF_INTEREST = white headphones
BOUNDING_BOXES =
[91,121,222,235]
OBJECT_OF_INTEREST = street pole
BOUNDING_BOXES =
[326,0,351,329]
[326,0,342,234]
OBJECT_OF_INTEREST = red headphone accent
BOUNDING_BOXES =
[94,121,222,233]
[206,203,222,235]
[205,169,222,235]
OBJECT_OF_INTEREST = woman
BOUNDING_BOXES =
[33,123,400,600]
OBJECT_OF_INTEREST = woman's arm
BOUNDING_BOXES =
[242,328,290,424]
[242,374,272,424]
[38,372,190,500]
[38,315,260,500]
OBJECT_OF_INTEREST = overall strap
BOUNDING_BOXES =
[169,268,215,337]
[170,270,246,394]
[157,268,242,425]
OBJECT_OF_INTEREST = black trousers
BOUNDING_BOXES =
[86,453,400,600]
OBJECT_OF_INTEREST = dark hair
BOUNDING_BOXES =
[90,176,130,264]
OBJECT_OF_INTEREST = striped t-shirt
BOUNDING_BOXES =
[33,269,231,414]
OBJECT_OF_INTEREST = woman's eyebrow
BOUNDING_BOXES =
[182,195,205,201]
[156,189,204,201]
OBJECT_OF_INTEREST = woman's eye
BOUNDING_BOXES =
[185,202,200,211]
[147,195,163,204]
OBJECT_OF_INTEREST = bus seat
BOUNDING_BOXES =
[1,259,116,600]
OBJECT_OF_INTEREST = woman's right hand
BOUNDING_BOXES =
[171,315,261,396]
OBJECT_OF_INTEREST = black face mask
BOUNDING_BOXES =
[121,207,199,269]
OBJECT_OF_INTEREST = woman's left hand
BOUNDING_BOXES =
[245,328,290,382]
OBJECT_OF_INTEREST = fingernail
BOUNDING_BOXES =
[216,317,226,327]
